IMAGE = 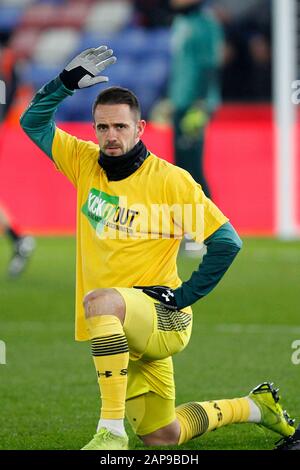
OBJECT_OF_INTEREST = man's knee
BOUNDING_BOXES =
[140,419,181,446]
[83,288,126,323]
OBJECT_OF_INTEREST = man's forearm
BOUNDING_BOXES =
[20,77,74,159]
[174,222,242,309]
[20,46,115,158]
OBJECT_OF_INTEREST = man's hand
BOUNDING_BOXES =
[134,285,178,310]
[59,46,116,90]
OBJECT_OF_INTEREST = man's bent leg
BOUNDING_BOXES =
[126,392,180,446]
[142,419,181,446]
[175,383,295,445]
[82,288,129,450]
[138,396,249,446]
[82,287,166,450]
[140,383,295,446]
[175,397,250,445]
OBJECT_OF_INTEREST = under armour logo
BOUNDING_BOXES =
[97,370,112,378]
[162,290,174,303]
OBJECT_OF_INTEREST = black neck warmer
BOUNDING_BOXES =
[98,140,149,181]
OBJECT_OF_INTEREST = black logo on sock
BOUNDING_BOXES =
[97,370,112,378]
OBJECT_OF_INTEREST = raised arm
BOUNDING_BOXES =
[20,46,116,159]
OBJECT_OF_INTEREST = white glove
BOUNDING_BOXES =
[59,46,116,90]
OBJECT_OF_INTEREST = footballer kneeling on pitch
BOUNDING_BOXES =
[20,45,297,450]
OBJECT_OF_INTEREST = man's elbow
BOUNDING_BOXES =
[225,222,243,253]
[19,109,37,138]
[19,110,28,132]
[234,234,243,252]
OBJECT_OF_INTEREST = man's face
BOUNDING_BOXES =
[93,104,146,157]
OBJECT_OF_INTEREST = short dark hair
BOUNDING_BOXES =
[92,86,141,119]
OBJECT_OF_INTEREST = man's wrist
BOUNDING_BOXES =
[59,70,77,91]
[56,75,76,94]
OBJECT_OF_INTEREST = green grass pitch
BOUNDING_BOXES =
[0,236,299,450]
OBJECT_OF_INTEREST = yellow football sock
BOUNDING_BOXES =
[86,315,129,420]
[176,397,250,445]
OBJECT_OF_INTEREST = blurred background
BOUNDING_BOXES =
[0,0,298,237]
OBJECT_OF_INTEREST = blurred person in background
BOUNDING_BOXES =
[134,0,173,27]
[0,45,35,276]
[169,0,224,199]
[0,43,18,122]
[211,0,271,101]
[0,204,35,277]
[247,32,271,101]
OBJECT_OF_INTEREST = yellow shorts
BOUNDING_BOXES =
[114,287,193,435]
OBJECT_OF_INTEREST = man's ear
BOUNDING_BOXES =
[136,120,146,139]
